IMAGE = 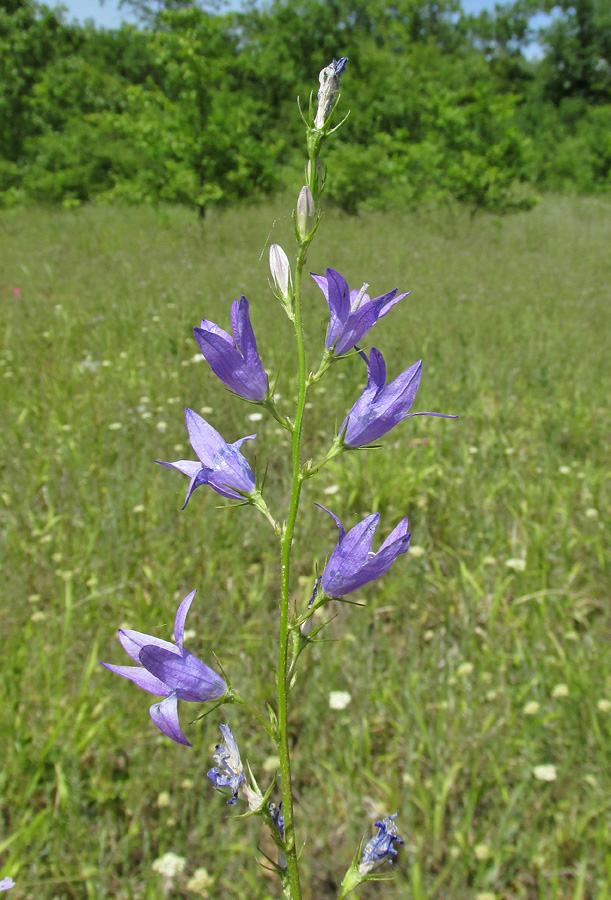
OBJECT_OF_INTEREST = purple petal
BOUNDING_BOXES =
[314,502,346,541]
[181,465,214,508]
[322,513,381,597]
[174,590,196,650]
[324,269,351,350]
[196,318,234,346]
[333,290,404,356]
[149,692,191,746]
[0,878,15,892]
[100,662,172,697]
[367,348,387,391]
[230,433,257,452]
[139,646,227,702]
[117,628,177,663]
[356,530,411,586]
[311,272,329,301]
[184,409,227,466]
[154,458,201,478]
[194,326,266,402]
[343,354,425,447]
[232,297,259,365]
[376,517,409,553]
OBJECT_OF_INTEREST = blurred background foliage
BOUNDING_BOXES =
[1,0,610,216]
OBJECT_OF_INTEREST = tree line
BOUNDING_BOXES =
[1,0,609,215]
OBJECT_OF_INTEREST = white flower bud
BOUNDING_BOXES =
[269,244,292,299]
[296,186,316,240]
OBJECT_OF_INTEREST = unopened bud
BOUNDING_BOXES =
[306,157,324,195]
[296,186,316,240]
[314,57,348,129]
[242,781,264,813]
[269,244,292,299]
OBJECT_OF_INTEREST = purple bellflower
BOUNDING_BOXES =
[207,723,246,805]
[317,504,410,599]
[101,591,227,747]
[358,813,404,875]
[155,408,256,508]
[193,297,267,402]
[343,348,456,448]
[311,269,408,357]
[0,878,15,893]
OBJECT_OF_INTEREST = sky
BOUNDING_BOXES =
[58,0,500,29]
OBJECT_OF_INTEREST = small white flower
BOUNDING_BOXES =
[248,412,263,422]
[152,852,186,878]
[533,764,557,782]
[323,484,340,495]
[156,791,171,808]
[156,421,168,433]
[505,557,526,572]
[409,545,425,558]
[552,683,569,698]
[187,867,214,895]
[132,504,145,513]
[456,662,474,677]
[597,699,611,712]
[108,422,123,431]
[474,844,490,860]
[558,465,571,475]
[523,701,540,715]
[585,508,599,519]
[329,690,352,710]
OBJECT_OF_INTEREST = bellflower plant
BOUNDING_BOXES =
[104,57,456,900]
[0,879,15,893]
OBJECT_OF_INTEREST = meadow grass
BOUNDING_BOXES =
[0,194,610,900]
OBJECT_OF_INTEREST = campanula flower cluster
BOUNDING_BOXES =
[100,56,456,900]
[0,878,14,893]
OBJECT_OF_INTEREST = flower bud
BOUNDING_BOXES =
[306,157,324,194]
[269,244,292,300]
[296,186,316,240]
[314,57,348,129]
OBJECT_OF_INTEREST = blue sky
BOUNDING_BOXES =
[58,0,500,29]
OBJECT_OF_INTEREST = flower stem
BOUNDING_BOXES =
[277,238,310,900]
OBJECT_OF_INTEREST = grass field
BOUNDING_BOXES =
[1,194,610,900]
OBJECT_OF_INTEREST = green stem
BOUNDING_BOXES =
[277,239,310,900]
